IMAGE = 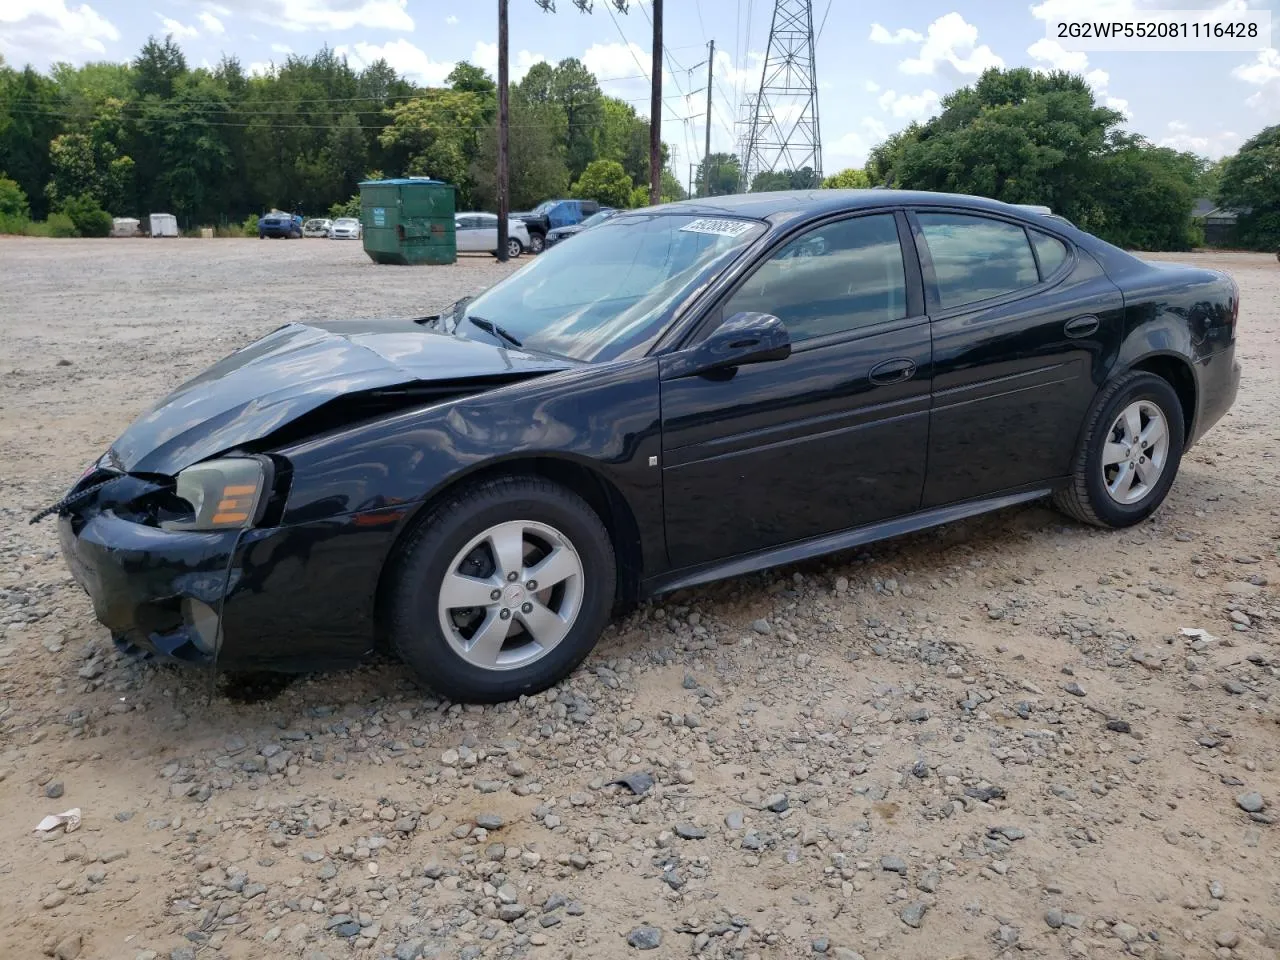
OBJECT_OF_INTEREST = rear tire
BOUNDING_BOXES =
[1053,372,1185,528]
[506,238,523,259]
[386,476,616,703]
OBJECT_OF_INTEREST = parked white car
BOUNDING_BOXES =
[329,218,362,239]
[454,212,532,258]
[303,218,332,238]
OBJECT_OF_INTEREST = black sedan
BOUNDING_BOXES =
[46,191,1241,702]
[543,208,618,249]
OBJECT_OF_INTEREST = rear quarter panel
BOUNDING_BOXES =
[1106,257,1238,443]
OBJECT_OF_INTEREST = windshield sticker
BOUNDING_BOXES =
[679,218,754,238]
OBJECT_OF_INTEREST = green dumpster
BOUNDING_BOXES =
[359,178,457,265]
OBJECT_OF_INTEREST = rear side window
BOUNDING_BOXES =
[1030,229,1069,278]
[918,213,1039,310]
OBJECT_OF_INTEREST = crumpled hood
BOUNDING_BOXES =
[109,319,574,475]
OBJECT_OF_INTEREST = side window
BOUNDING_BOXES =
[1030,228,1069,279]
[722,214,907,344]
[917,213,1039,310]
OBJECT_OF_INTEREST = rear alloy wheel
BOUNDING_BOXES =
[1053,372,1185,528]
[528,233,545,254]
[506,238,523,259]
[387,476,615,702]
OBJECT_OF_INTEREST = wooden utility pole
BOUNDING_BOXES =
[649,0,663,205]
[496,0,510,262]
[702,39,714,198]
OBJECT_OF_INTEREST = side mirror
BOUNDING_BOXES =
[686,312,791,375]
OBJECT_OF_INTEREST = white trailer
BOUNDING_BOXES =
[148,213,179,237]
[111,217,140,238]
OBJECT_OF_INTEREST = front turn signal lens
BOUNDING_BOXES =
[163,457,272,531]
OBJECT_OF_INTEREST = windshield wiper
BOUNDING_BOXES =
[467,315,523,349]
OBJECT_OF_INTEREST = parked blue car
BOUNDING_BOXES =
[259,211,303,239]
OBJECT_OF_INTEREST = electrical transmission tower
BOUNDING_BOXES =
[740,0,822,191]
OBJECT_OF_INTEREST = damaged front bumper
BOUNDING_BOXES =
[58,510,256,664]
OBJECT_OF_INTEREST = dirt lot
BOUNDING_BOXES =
[0,237,1276,960]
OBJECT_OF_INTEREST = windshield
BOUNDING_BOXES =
[336,219,358,226]
[459,213,764,362]
[579,210,612,229]
[531,200,556,215]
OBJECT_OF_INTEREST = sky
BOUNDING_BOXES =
[3,0,1278,188]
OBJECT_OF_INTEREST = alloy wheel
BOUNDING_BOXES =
[507,238,522,258]
[1100,399,1170,504]
[437,520,584,671]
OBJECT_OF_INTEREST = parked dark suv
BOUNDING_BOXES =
[510,199,600,253]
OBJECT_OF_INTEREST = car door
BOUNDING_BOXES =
[476,213,499,251]
[659,211,933,568]
[454,216,476,251]
[909,209,1124,507]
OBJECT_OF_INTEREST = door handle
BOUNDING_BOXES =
[869,357,916,385]
[1064,315,1100,338]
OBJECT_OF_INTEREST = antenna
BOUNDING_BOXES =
[740,0,822,191]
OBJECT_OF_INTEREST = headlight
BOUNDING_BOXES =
[163,456,272,531]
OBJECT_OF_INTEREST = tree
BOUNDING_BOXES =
[867,67,1206,249]
[749,168,820,192]
[325,112,367,199]
[695,152,742,196]
[133,35,188,100]
[0,174,29,219]
[380,89,487,185]
[823,167,870,189]
[0,65,62,217]
[446,61,495,97]
[572,159,633,207]
[550,58,603,179]
[470,93,570,210]
[1218,125,1280,250]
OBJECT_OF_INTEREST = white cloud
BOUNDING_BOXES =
[271,42,292,53]
[878,88,941,119]
[1158,122,1241,158]
[211,0,413,33]
[825,117,893,169]
[158,15,199,38]
[582,41,652,81]
[899,13,1004,78]
[446,15,458,25]
[198,11,225,34]
[0,0,120,65]
[870,23,924,45]
[1027,39,1131,118]
[248,61,275,76]
[1233,48,1280,117]
[471,41,548,83]
[864,80,881,93]
[1025,38,1088,73]
[336,38,453,85]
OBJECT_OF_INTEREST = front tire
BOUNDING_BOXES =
[1053,372,1185,528]
[528,233,545,254]
[386,476,616,703]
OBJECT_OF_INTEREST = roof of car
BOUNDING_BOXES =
[643,189,1044,223]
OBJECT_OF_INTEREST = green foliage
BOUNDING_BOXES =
[869,67,1205,250]
[750,167,820,192]
[1217,125,1280,250]
[43,212,78,237]
[0,174,29,218]
[630,185,651,208]
[242,213,260,237]
[469,94,570,210]
[694,153,742,197]
[823,167,871,189]
[59,194,112,237]
[329,195,361,218]
[571,159,633,208]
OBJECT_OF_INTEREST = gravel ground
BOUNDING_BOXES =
[0,237,1277,960]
